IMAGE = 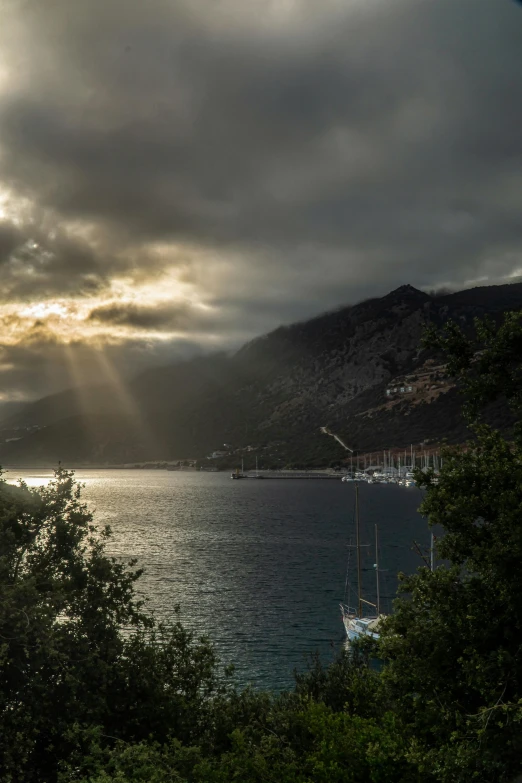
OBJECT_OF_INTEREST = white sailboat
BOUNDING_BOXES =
[340,482,385,642]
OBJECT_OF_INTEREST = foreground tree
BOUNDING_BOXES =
[0,468,219,782]
[380,312,522,783]
[72,703,412,783]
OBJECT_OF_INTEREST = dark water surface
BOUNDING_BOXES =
[5,469,428,690]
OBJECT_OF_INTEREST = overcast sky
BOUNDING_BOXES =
[0,0,521,401]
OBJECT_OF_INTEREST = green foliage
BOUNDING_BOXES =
[423,311,522,423]
[192,703,414,783]
[68,702,415,783]
[293,649,382,717]
[0,468,220,782]
[380,311,522,782]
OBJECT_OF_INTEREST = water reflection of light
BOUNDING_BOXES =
[3,471,102,489]
[4,472,54,487]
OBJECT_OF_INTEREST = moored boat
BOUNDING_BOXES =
[231,459,246,479]
[340,482,386,643]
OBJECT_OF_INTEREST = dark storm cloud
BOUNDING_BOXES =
[89,302,193,330]
[1,1,521,276]
[2,0,521,265]
[88,296,309,336]
[0,216,113,300]
[0,222,21,260]
[0,0,522,398]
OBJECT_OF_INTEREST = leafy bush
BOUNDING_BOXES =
[0,469,219,782]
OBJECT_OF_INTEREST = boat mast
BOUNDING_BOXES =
[375,524,380,615]
[355,482,362,617]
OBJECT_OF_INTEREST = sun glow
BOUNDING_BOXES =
[19,302,70,319]
[0,289,211,348]
[0,189,11,221]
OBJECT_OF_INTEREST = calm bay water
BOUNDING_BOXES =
[5,469,427,690]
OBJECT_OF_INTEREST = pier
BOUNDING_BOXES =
[245,471,342,480]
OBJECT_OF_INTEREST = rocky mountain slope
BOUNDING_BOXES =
[1,282,522,466]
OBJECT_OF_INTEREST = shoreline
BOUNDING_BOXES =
[1,464,345,474]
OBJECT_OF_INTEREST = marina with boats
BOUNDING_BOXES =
[229,451,440,484]
[229,467,436,483]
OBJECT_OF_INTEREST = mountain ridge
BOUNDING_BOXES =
[2,281,522,466]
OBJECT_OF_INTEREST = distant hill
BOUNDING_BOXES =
[2,281,522,467]
[0,401,29,425]
[437,282,522,311]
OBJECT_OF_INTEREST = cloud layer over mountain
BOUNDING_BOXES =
[0,0,521,399]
